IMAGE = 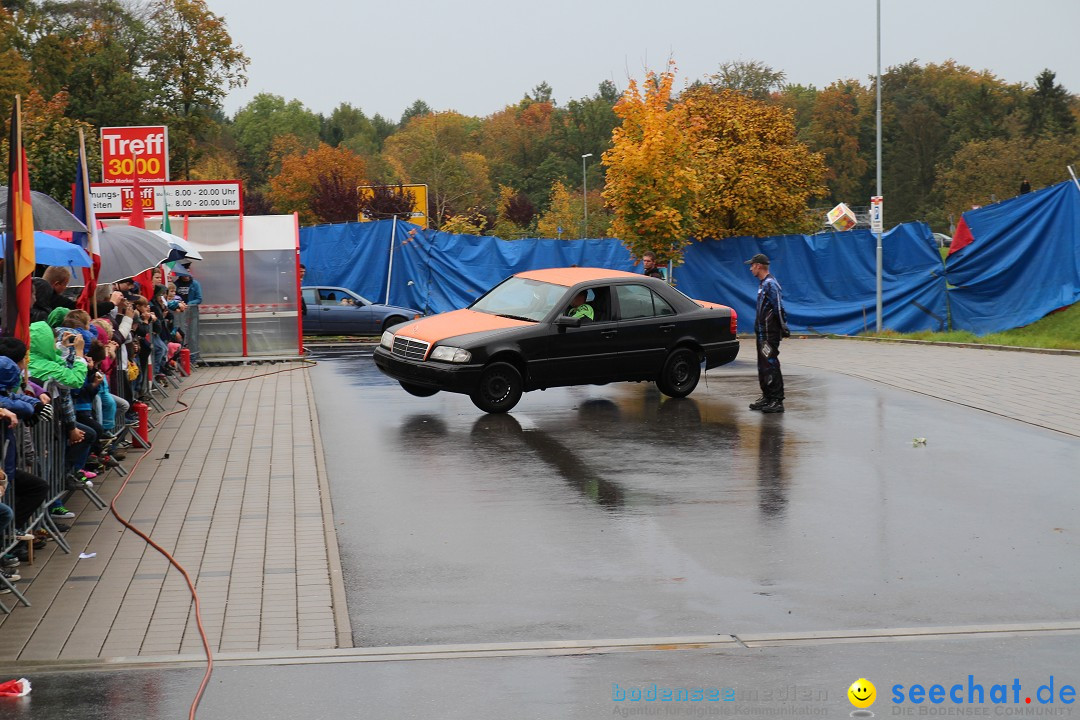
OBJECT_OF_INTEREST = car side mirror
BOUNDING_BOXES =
[555,315,581,330]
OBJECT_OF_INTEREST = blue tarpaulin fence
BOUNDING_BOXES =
[946,180,1080,335]
[300,180,1078,335]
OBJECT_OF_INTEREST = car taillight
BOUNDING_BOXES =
[730,309,738,335]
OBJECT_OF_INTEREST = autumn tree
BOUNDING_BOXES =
[382,111,491,228]
[806,80,868,203]
[487,185,538,238]
[683,86,827,238]
[143,0,248,179]
[602,63,701,260]
[268,142,367,224]
[937,135,1080,223]
[1,90,99,202]
[536,181,608,239]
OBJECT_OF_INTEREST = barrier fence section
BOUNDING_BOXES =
[946,181,1080,335]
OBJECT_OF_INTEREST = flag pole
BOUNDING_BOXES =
[79,129,98,318]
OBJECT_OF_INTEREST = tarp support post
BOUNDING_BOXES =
[385,218,397,305]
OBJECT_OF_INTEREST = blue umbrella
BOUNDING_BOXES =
[0,231,92,267]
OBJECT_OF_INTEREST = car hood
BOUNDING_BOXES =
[394,309,532,345]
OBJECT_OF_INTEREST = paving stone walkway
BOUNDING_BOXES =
[0,363,351,662]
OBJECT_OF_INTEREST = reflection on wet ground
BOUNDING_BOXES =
[308,348,1080,647]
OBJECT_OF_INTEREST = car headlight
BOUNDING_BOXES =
[380,330,395,349]
[429,345,472,363]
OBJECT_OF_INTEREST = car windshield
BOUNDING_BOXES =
[469,276,567,322]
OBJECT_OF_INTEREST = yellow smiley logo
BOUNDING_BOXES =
[848,678,876,708]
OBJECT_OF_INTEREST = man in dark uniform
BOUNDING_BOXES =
[746,253,789,413]
[641,251,665,280]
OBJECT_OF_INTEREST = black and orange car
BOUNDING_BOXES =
[373,267,739,413]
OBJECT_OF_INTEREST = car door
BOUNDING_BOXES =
[528,286,620,386]
[301,288,322,333]
[315,288,356,334]
[614,283,678,378]
[351,295,379,334]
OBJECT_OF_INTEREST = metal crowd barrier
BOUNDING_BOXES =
[0,348,194,614]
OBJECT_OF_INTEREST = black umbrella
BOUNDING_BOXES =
[0,186,88,233]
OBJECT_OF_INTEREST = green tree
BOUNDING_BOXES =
[399,99,432,126]
[711,60,787,99]
[143,0,249,179]
[382,111,490,227]
[1025,69,1076,136]
[232,93,321,186]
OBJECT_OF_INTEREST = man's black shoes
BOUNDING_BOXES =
[749,396,769,410]
[760,400,785,413]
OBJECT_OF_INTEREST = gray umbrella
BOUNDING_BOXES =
[0,186,88,233]
[95,225,172,284]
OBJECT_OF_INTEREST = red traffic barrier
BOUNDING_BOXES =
[132,402,149,444]
[180,347,191,374]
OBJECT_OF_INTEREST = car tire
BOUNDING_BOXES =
[382,315,406,332]
[656,347,701,398]
[470,362,523,414]
[399,381,439,397]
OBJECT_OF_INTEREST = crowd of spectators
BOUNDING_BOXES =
[1,264,200,596]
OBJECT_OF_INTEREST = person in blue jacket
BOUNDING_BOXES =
[173,264,202,362]
[0,354,50,531]
[746,254,790,413]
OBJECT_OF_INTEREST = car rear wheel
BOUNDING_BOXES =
[470,362,523,414]
[656,347,701,398]
[399,381,439,397]
[382,315,406,332]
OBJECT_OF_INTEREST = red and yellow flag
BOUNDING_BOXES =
[3,96,35,346]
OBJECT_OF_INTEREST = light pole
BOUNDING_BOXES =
[581,153,592,237]
[875,0,883,331]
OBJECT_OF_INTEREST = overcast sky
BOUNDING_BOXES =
[209,0,1080,121]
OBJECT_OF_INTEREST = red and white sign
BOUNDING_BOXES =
[100,126,170,184]
[89,180,243,217]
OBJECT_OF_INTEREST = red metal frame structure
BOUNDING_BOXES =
[294,212,303,356]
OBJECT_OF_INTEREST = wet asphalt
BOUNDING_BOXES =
[309,349,1080,646]
[6,347,1079,719]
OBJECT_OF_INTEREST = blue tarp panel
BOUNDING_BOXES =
[946,181,1080,335]
[301,220,948,335]
[675,223,948,335]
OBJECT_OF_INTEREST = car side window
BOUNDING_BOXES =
[616,284,659,320]
[302,288,318,305]
[652,291,675,317]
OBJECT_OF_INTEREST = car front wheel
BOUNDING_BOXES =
[400,381,439,397]
[656,347,701,398]
[470,362,523,414]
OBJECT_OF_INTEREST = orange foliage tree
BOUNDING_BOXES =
[601,62,701,263]
[682,85,827,239]
[268,142,367,224]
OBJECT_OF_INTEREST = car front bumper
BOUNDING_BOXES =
[373,346,484,393]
